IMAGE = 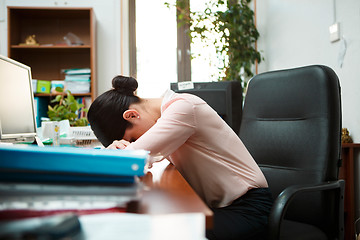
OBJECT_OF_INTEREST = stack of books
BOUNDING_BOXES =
[63,68,91,94]
[0,144,149,224]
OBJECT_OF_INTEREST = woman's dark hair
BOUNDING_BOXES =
[88,75,140,147]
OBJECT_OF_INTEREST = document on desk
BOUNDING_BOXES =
[80,212,206,240]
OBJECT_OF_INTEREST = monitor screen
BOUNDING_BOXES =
[170,81,243,134]
[0,55,37,143]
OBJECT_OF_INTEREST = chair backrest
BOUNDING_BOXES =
[239,65,341,229]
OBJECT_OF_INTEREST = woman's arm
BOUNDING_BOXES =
[107,139,131,149]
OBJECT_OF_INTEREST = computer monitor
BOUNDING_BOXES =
[0,55,38,143]
[170,81,243,134]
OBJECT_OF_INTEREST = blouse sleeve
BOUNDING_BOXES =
[125,98,196,160]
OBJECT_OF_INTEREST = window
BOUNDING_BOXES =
[134,0,177,98]
[189,1,227,82]
[130,0,226,97]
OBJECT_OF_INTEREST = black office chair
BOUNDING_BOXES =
[239,65,345,240]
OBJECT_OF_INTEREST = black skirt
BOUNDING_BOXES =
[206,188,273,240]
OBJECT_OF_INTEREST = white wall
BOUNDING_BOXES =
[0,0,129,96]
[256,0,360,142]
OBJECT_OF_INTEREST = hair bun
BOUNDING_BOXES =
[112,75,138,95]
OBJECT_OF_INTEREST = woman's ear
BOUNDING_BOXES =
[123,109,140,122]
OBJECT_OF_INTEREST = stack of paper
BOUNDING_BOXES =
[63,68,91,93]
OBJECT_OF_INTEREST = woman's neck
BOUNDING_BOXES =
[141,97,163,121]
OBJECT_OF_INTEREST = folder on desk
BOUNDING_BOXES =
[0,145,148,183]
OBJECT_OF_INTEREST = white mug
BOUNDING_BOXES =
[42,121,57,140]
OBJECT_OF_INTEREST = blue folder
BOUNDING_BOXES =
[0,145,148,184]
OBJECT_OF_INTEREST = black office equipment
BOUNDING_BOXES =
[171,81,242,134]
[0,213,82,240]
[239,65,344,240]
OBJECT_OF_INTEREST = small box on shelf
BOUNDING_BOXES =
[36,80,51,94]
[51,80,65,94]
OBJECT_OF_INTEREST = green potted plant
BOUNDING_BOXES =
[47,87,89,127]
[167,0,262,88]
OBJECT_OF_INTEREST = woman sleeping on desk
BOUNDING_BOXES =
[87,75,273,240]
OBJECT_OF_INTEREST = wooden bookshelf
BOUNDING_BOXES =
[7,6,96,102]
[340,143,360,240]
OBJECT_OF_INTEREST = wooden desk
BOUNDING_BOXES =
[340,143,360,240]
[127,160,213,229]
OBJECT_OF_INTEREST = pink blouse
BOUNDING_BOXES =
[126,90,268,208]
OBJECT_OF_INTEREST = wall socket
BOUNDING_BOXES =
[329,22,340,43]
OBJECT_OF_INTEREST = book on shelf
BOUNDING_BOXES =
[36,80,51,94]
[65,74,91,81]
[62,68,91,93]
[77,97,86,119]
[62,68,91,75]
[65,81,90,94]
[34,97,48,128]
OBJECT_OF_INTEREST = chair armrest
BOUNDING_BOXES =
[268,179,345,240]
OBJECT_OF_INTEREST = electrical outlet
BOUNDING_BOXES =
[329,22,340,43]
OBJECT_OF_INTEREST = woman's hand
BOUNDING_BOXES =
[107,139,131,150]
